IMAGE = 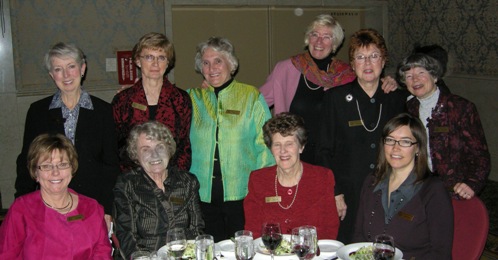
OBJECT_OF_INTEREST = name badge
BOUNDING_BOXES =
[434,126,449,133]
[132,102,147,111]
[170,197,185,205]
[265,196,281,203]
[348,120,363,127]
[397,211,414,221]
[67,214,84,222]
[226,109,240,115]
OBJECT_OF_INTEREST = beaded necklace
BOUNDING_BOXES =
[303,64,330,91]
[274,165,302,210]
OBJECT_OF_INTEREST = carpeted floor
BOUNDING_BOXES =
[480,180,498,260]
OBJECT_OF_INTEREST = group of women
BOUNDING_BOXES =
[0,13,490,260]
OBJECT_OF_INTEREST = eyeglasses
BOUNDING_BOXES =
[38,162,71,171]
[384,137,418,147]
[140,55,168,63]
[354,53,382,64]
[308,32,333,43]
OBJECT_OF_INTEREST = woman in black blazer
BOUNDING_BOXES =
[15,42,120,230]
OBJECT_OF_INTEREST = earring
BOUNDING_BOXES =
[415,153,419,157]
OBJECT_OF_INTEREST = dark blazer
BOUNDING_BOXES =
[354,174,453,260]
[15,94,120,214]
[407,88,490,196]
[317,79,407,243]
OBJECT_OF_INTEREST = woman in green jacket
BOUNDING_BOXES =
[188,37,275,242]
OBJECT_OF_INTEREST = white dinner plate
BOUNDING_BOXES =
[337,242,403,260]
[217,239,235,258]
[317,239,344,259]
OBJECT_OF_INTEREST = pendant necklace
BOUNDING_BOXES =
[275,164,302,210]
[356,99,382,132]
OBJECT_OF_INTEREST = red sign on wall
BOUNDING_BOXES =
[117,51,137,85]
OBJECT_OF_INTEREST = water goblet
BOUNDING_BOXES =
[195,234,214,260]
[291,226,317,260]
[234,230,255,260]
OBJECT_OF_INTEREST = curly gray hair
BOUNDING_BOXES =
[127,121,176,163]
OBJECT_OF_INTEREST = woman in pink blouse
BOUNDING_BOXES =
[0,134,111,259]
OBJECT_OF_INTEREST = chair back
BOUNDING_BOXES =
[452,197,489,260]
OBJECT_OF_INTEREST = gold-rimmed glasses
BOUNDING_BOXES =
[37,162,71,171]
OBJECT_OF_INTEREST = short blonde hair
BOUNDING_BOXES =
[133,32,175,67]
[304,14,344,53]
[27,133,78,179]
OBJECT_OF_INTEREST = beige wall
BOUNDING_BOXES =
[1,0,496,209]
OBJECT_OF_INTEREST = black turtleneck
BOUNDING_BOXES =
[213,78,234,97]
[289,52,334,164]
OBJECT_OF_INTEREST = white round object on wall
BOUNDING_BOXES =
[294,8,304,16]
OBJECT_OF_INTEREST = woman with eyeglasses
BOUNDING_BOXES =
[15,42,119,233]
[112,32,192,172]
[317,28,407,243]
[398,53,490,200]
[2,134,112,259]
[353,113,453,259]
[259,14,398,165]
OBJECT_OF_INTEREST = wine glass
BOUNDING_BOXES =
[291,226,317,260]
[261,222,282,260]
[234,230,255,260]
[373,234,395,260]
[166,228,187,260]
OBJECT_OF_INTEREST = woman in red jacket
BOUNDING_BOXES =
[112,32,192,172]
[244,113,339,239]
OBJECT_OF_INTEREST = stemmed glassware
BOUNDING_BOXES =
[373,234,395,260]
[291,226,317,260]
[234,230,255,260]
[261,222,282,260]
[166,228,187,260]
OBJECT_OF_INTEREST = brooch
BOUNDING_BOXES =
[345,94,353,102]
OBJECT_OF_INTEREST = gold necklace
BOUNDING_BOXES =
[274,165,302,210]
[42,193,73,213]
[356,99,382,132]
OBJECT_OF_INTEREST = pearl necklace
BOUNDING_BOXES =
[42,193,73,214]
[303,64,330,90]
[356,99,382,132]
[274,165,302,210]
